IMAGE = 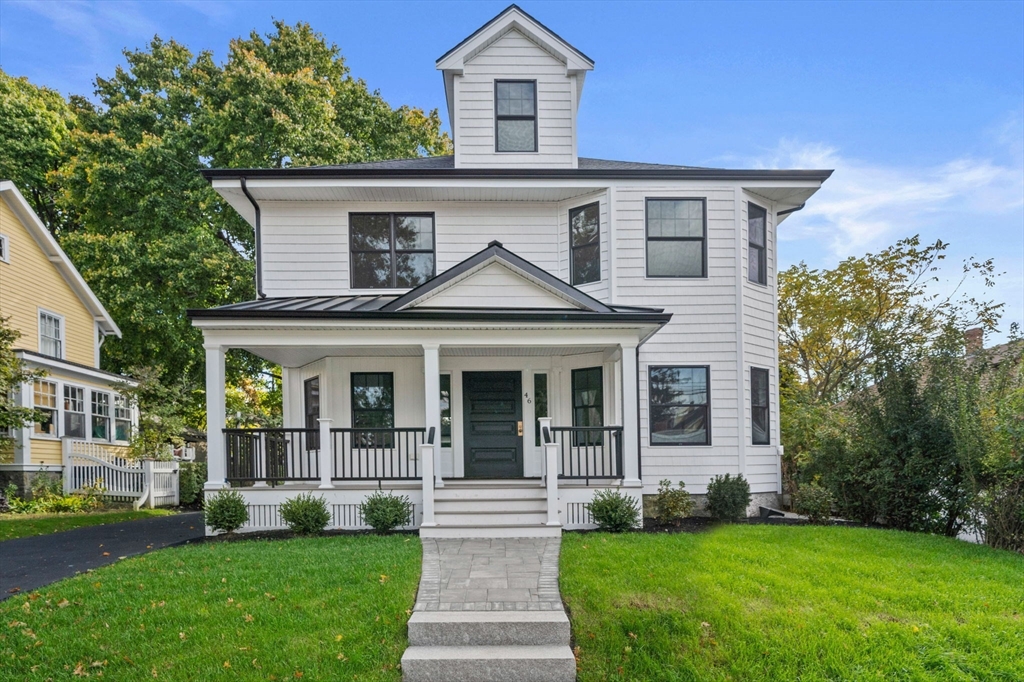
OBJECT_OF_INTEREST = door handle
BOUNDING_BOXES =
[517,421,523,436]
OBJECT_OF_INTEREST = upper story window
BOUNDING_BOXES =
[39,311,63,358]
[748,203,767,285]
[0,234,9,263]
[649,366,710,446]
[646,198,706,278]
[350,213,435,289]
[33,380,57,436]
[495,80,537,153]
[570,203,600,285]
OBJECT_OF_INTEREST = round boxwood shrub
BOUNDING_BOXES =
[794,481,835,524]
[706,473,751,522]
[204,489,248,533]
[654,479,695,526]
[361,491,412,533]
[280,492,331,535]
[588,489,640,532]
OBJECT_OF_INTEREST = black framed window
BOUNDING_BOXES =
[645,198,706,278]
[649,366,710,446]
[570,203,600,285]
[63,385,86,438]
[350,213,434,289]
[751,367,770,445]
[304,377,320,450]
[440,374,452,448]
[495,80,537,152]
[572,367,603,445]
[533,373,548,446]
[748,203,767,285]
[91,391,110,441]
[351,372,394,447]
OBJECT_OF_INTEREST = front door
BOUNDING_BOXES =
[462,371,523,478]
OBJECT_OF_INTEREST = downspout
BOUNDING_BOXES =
[239,177,265,299]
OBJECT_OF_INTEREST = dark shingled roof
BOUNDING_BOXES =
[306,155,704,172]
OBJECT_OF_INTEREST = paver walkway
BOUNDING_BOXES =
[414,537,563,612]
[0,512,205,598]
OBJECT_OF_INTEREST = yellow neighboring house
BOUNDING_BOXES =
[0,180,137,494]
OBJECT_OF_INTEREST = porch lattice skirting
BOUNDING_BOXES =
[401,537,575,681]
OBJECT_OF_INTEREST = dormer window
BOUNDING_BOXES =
[495,81,537,153]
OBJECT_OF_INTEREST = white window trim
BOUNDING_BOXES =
[113,393,133,444]
[31,378,60,440]
[63,383,88,440]
[0,233,9,263]
[90,389,112,443]
[37,308,66,360]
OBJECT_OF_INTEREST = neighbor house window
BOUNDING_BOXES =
[64,385,86,438]
[570,203,600,285]
[495,80,537,152]
[351,372,394,447]
[0,234,9,263]
[304,377,320,449]
[440,374,452,448]
[534,373,548,446]
[91,391,110,441]
[645,198,706,278]
[114,395,132,442]
[751,367,770,445]
[350,213,434,289]
[748,203,767,285]
[572,367,603,445]
[33,380,57,436]
[649,366,710,446]
[39,311,63,358]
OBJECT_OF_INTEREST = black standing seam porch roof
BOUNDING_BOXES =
[188,242,672,325]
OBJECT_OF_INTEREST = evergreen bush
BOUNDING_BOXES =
[706,473,751,522]
[280,492,331,535]
[361,491,412,532]
[588,489,640,532]
[653,479,695,525]
[204,489,248,533]
[794,481,835,524]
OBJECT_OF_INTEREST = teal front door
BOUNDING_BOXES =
[462,371,523,478]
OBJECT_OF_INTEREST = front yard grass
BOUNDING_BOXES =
[0,509,174,541]
[0,534,421,681]
[561,524,1024,681]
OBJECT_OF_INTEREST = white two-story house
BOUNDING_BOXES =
[190,5,830,536]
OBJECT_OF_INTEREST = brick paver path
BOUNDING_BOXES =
[414,537,563,612]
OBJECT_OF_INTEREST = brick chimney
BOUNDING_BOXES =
[965,327,984,354]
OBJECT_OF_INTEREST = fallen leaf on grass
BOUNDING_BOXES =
[58,599,70,608]
[223,661,231,669]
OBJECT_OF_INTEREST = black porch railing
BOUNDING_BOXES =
[549,426,624,484]
[224,428,319,483]
[330,427,427,481]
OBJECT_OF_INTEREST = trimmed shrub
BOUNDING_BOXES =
[588,489,640,532]
[361,491,412,533]
[204,490,248,533]
[280,492,331,535]
[179,461,207,506]
[706,473,751,522]
[653,479,695,526]
[794,481,835,524]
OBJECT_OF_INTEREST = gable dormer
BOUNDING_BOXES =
[437,5,594,169]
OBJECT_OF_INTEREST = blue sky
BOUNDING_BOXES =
[2,0,1022,340]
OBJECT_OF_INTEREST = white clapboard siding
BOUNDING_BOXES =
[455,29,576,168]
[416,262,577,309]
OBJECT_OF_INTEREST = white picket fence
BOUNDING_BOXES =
[62,438,179,509]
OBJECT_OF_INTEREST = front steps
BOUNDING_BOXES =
[402,645,575,682]
[421,479,560,538]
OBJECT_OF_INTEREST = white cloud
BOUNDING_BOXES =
[11,0,159,61]
[754,139,1024,256]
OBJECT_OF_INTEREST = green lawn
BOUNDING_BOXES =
[561,525,1024,681]
[0,509,174,541]
[0,534,421,681]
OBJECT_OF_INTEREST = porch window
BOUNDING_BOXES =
[570,202,600,285]
[64,385,86,438]
[352,372,394,446]
[751,367,770,445]
[645,198,706,278]
[533,373,548,446]
[572,367,603,445]
[33,380,57,436]
[91,391,110,441]
[350,213,435,289]
[495,80,537,152]
[748,202,767,285]
[39,311,63,358]
[114,395,132,442]
[304,377,320,450]
[440,374,452,447]
[649,366,710,445]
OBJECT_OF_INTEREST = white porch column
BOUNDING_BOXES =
[422,343,443,487]
[420,440,436,527]
[621,343,642,487]
[14,380,32,465]
[539,417,560,526]
[204,342,227,490]
[318,418,334,489]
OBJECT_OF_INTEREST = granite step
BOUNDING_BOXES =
[401,644,576,682]
[407,610,570,647]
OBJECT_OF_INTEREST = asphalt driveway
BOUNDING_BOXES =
[0,511,205,598]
